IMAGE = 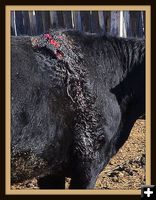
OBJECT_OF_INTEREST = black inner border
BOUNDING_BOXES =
[0,0,155,200]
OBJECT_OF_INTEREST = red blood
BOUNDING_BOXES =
[44,34,53,39]
[49,39,60,48]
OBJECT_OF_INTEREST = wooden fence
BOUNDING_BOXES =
[11,11,145,38]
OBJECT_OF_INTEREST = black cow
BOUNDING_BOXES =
[11,29,145,189]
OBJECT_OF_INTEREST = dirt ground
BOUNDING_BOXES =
[95,119,145,190]
[11,119,145,190]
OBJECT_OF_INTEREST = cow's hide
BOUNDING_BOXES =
[11,29,145,189]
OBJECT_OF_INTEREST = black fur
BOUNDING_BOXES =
[11,29,145,189]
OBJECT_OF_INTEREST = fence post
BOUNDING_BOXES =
[90,11,100,33]
[23,11,31,35]
[129,11,144,38]
[122,11,130,37]
[120,11,127,38]
[15,11,25,35]
[80,11,91,32]
[11,11,15,35]
[35,11,44,34]
[50,11,58,28]
[28,11,37,35]
[141,11,145,37]
[62,11,72,29]
[72,11,82,31]
[110,11,120,36]
[98,11,105,33]
[42,11,51,32]
[57,11,64,28]
[103,11,111,34]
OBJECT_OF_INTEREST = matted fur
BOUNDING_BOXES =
[11,29,145,189]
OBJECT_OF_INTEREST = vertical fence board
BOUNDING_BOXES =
[98,11,105,33]
[42,11,51,32]
[110,11,120,36]
[35,11,44,34]
[72,11,82,31]
[123,11,130,37]
[129,12,136,37]
[57,11,64,28]
[119,11,123,37]
[80,11,91,32]
[28,11,37,35]
[50,11,58,28]
[11,11,15,35]
[15,11,25,35]
[103,11,111,33]
[62,11,72,29]
[142,11,145,37]
[23,11,31,35]
[137,11,144,38]
[71,11,74,29]
[120,11,127,38]
[90,11,100,33]
[129,11,144,38]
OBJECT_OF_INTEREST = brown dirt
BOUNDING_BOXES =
[11,119,145,190]
[95,119,146,190]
